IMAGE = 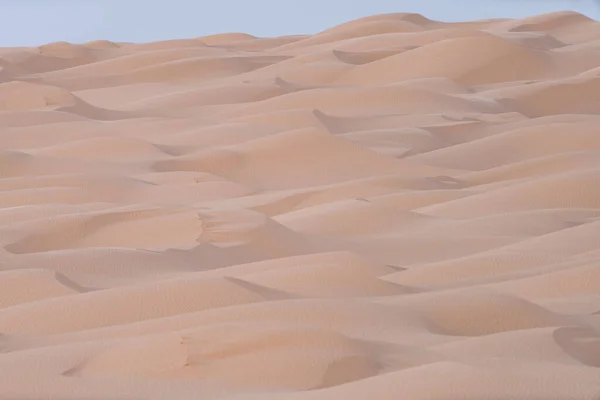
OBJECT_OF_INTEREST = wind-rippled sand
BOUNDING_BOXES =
[2,10,600,400]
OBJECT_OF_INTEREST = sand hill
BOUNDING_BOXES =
[0,10,600,400]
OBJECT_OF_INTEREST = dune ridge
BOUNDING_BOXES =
[1,10,600,400]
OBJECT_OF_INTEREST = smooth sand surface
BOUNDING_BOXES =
[1,10,600,400]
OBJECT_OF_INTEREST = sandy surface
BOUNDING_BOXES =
[1,10,600,400]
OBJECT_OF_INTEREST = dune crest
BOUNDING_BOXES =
[1,10,600,400]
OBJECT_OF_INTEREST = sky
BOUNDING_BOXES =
[0,0,597,47]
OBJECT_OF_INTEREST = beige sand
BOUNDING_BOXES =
[1,10,600,400]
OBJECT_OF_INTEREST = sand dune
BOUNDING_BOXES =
[1,9,600,400]
[336,34,553,86]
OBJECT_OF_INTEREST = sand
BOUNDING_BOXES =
[1,9,600,400]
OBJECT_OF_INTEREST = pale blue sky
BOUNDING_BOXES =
[0,0,597,47]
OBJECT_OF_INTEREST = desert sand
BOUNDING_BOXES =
[1,9,600,400]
